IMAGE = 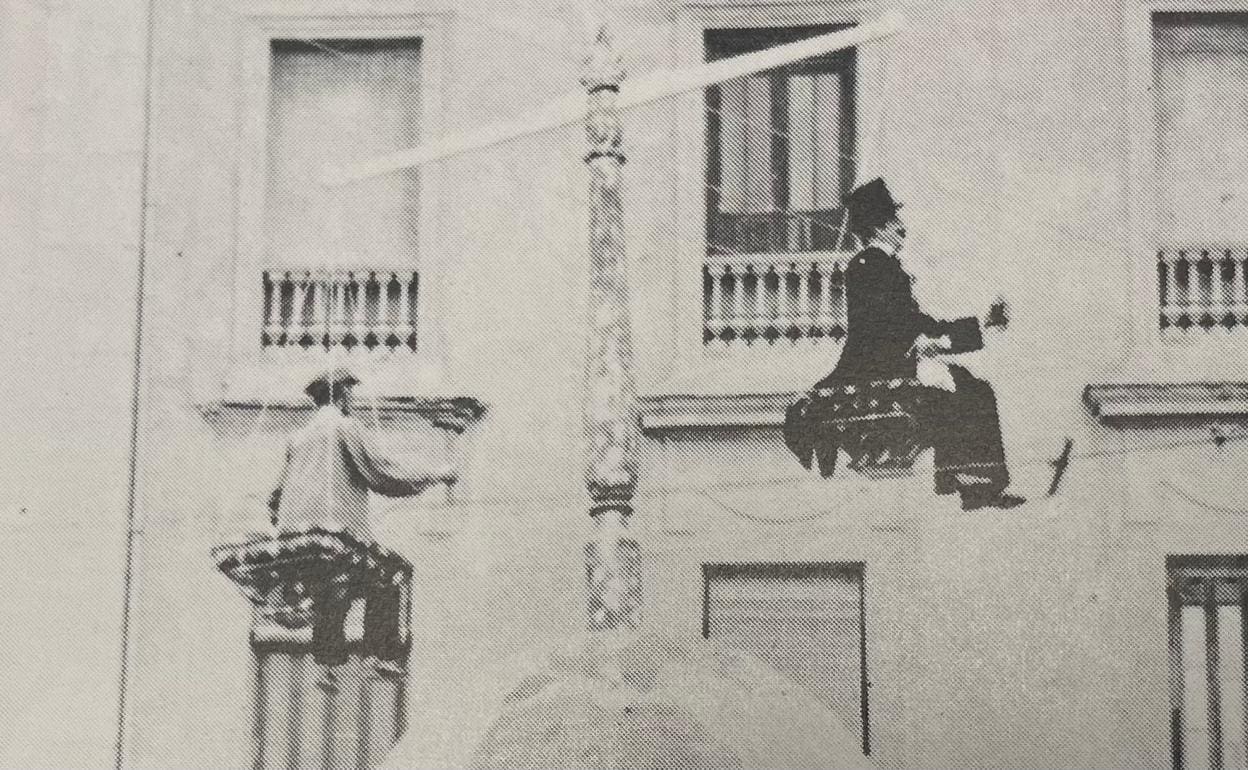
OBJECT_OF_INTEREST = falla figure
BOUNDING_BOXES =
[268,367,459,682]
[794,178,1025,511]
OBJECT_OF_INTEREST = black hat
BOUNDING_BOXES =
[304,366,359,404]
[844,178,901,235]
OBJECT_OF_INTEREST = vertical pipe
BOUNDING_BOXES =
[114,0,158,758]
[356,676,372,770]
[859,567,870,756]
[253,650,267,770]
[1209,580,1225,770]
[289,654,307,770]
[1240,587,1248,770]
[1170,583,1186,770]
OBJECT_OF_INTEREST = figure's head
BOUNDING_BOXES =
[304,367,360,414]
[844,178,905,251]
[871,216,907,254]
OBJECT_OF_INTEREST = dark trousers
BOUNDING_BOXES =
[311,580,404,667]
[921,365,1010,496]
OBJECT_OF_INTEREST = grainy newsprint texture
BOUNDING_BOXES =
[4,1,1248,768]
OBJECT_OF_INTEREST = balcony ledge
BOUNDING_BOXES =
[639,348,832,433]
[1084,382,1248,422]
[640,392,797,434]
[198,394,488,433]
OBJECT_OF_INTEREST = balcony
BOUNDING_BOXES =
[262,268,419,355]
[703,251,850,347]
[704,208,852,347]
[1158,246,1248,333]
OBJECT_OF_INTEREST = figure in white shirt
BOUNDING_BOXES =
[269,367,456,675]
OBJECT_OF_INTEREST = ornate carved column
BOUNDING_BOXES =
[581,28,643,632]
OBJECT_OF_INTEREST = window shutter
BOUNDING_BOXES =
[704,566,867,749]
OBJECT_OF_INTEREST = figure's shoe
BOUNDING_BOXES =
[961,490,1026,511]
[367,656,408,680]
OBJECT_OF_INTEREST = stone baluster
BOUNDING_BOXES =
[795,260,811,338]
[1160,248,1185,329]
[816,260,832,335]
[291,271,308,350]
[1219,249,1237,331]
[727,266,743,341]
[581,27,641,632]
[332,273,347,350]
[1196,249,1214,327]
[305,272,324,351]
[1237,249,1248,327]
[828,261,846,338]
[1177,249,1194,326]
[263,271,282,348]
[752,266,768,339]
[706,264,724,343]
[777,262,794,335]
[387,272,402,350]
[351,272,368,350]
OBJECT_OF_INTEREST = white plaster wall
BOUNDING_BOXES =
[110,0,1248,768]
[0,0,147,766]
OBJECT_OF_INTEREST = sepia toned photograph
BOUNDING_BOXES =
[3,0,1248,767]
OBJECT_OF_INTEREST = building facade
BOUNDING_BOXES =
[10,0,1248,768]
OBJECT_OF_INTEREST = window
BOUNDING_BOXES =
[257,36,423,355]
[702,563,869,754]
[1152,14,1248,334]
[702,26,857,346]
[1167,556,1248,770]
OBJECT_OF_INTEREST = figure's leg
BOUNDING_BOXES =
[919,388,958,495]
[362,577,405,674]
[311,585,351,668]
[933,367,1023,509]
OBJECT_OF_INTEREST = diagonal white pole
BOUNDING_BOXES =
[322,12,904,185]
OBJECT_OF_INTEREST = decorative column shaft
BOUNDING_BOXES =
[581,28,642,632]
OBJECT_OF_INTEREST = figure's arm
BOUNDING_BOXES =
[922,296,1012,353]
[269,442,291,526]
[924,316,983,354]
[340,420,458,498]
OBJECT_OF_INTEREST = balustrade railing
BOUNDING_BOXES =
[262,268,418,353]
[1158,246,1248,333]
[704,252,850,345]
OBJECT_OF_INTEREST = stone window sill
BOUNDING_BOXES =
[197,393,487,433]
[1083,382,1248,422]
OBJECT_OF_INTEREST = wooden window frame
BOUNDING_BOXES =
[701,561,870,756]
[1123,0,1248,378]
[227,5,450,395]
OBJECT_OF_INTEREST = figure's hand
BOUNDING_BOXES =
[985,298,1010,330]
[267,489,282,526]
[911,334,950,358]
[436,464,460,486]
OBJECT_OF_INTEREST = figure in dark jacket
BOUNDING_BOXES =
[795,178,1024,511]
